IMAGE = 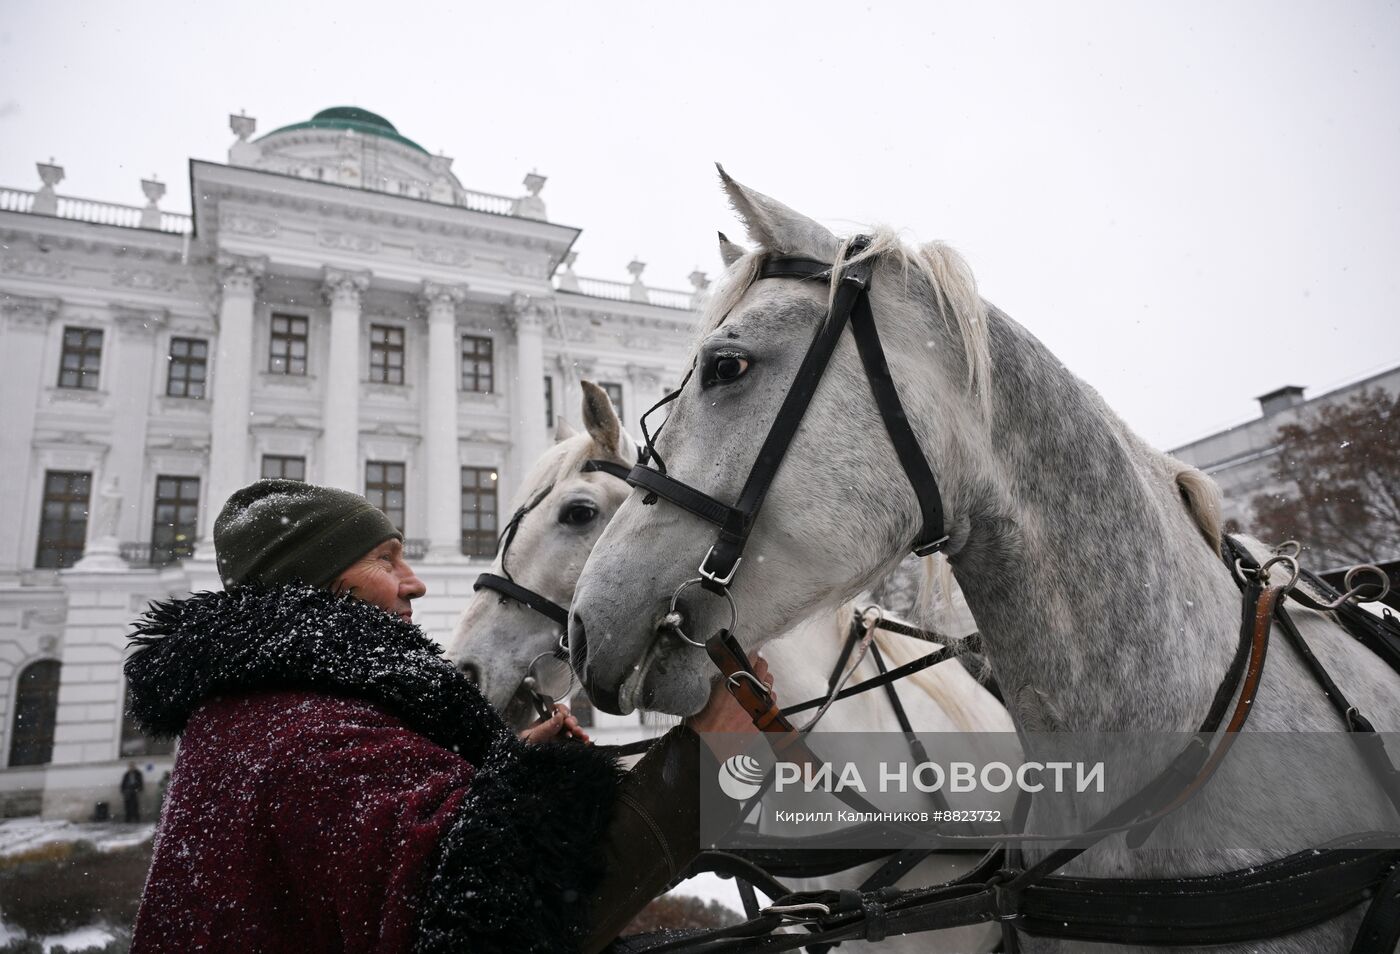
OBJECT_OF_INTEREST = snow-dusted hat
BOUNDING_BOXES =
[213,479,401,588]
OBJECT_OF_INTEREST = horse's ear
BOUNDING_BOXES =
[718,231,747,267]
[716,164,838,259]
[580,380,622,458]
[554,417,577,442]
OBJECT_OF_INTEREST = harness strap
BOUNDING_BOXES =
[697,250,875,592]
[581,458,634,481]
[703,628,797,738]
[1351,854,1400,953]
[846,281,948,555]
[1273,603,1400,817]
[779,638,975,717]
[472,573,569,628]
[626,466,740,528]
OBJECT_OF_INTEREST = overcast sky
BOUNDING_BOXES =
[3,1,1397,449]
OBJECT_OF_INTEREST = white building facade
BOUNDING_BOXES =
[0,107,705,819]
[1170,365,1400,558]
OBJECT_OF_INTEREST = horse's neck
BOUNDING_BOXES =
[941,311,1241,732]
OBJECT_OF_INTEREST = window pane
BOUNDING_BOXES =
[460,466,499,557]
[365,461,406,530]
[269,315,308,375]
[35,471,91,568]
[150,476,199,566]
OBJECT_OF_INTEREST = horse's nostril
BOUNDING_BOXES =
[459,662,480,685]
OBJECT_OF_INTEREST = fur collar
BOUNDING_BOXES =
[125,584,507,763]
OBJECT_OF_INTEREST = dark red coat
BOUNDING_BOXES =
[125,585,620,954]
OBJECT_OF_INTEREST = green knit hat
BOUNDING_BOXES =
[213,479,402,588]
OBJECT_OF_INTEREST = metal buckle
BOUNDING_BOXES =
[761,901,831,921]
[912,535,949,557]
[698,546,742,588]
[726,670,770,698]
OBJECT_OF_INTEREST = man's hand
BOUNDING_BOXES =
[683,655,775,735]
[519,703,591,745]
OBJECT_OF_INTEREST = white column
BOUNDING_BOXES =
[201,253,265,551]
[508,294,550,474]
[0,296,58,572]
[321,267,370,491]
[420,281,468,561]
[108,307,163,539]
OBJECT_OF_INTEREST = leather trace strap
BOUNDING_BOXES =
[472,457,633,630]
[626,236,948,595]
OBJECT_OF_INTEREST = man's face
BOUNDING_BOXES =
[332,538,427,623]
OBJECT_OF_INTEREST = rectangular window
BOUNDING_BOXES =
[165,337,208,398]
[599,381,624,421]
[269,314,308,375]
[460,466,499,558]
[366,461,406,531]
[151,475,200,567]
[369,324,405,385]
[35,470,91,569]
[544,376,554,428]
[57,327,103,390]
[260,455,306,481]
[461,335,494,394]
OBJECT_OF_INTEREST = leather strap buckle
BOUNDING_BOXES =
[912,535,950,557]
[699,545,742,589]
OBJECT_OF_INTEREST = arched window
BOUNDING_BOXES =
[8,660,61,767]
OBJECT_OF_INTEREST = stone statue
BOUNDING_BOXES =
[92,476,122,542]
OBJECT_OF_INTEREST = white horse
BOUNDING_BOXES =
[445,381,1013,953]
[570,170,1400,953]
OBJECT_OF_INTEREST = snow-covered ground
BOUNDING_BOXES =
[0,818,154,859]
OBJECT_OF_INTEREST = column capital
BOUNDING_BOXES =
[419,281,468,319]
[2,293,60,331]
[322,266,371,308]
[506,292,555,334]
[218,252,267,298]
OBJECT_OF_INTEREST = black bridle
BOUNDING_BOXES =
[473,457,634,631]
[626,236,948,597]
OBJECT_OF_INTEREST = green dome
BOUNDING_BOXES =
[261,106,428,154]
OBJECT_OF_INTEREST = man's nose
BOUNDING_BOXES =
[402,573,427,599]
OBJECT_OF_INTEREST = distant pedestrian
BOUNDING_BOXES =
[119,762,143,823]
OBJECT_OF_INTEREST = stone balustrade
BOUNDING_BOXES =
[0,185,192,234]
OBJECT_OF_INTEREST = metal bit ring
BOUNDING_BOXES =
[664,577,738,648]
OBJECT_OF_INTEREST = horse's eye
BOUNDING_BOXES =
[703,352,751,386]
[559,503,598,526]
